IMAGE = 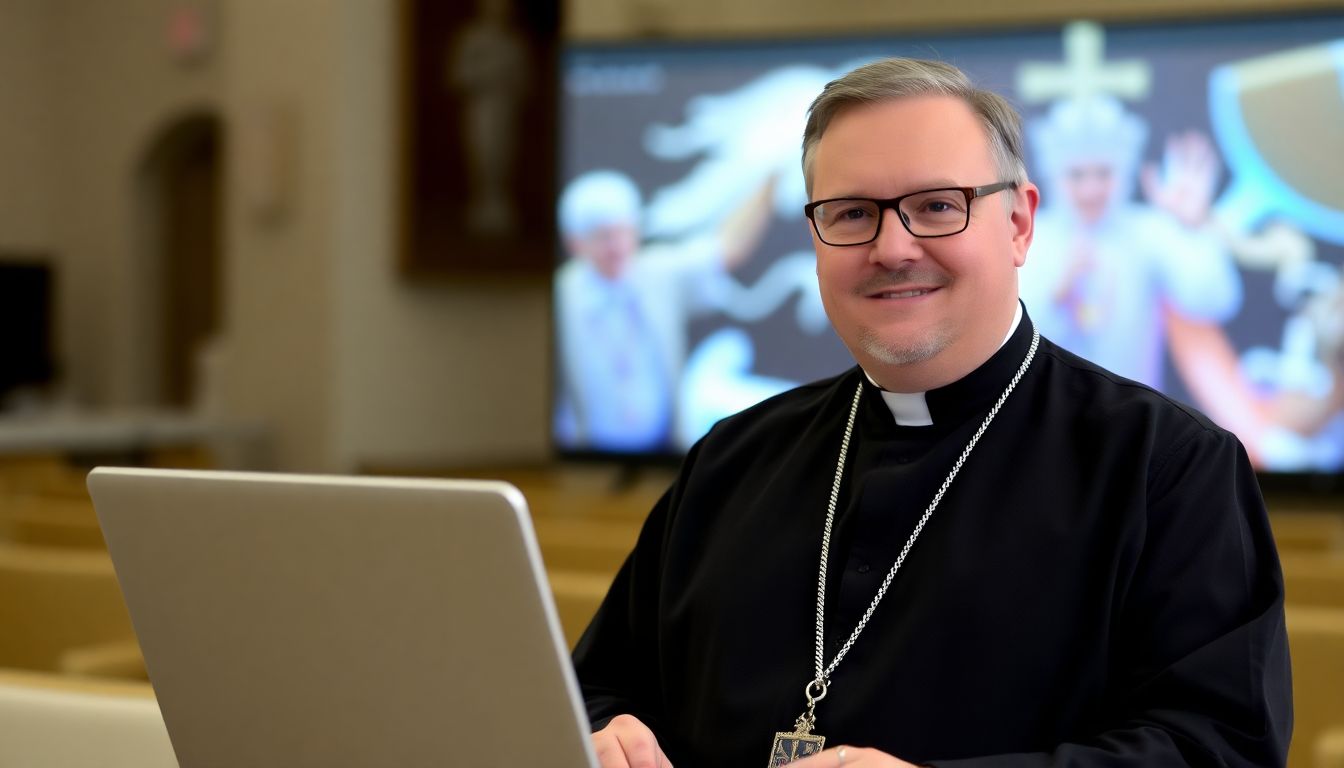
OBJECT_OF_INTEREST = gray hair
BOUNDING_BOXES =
[558,169,642,238]
[801,58,1028,195]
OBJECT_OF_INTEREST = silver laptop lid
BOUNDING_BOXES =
[87,468,598,768]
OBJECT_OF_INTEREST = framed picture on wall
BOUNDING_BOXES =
[400,0,559,277]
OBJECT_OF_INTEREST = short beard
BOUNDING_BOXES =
[857,324,953,367]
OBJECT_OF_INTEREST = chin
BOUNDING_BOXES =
[857,326,952,367]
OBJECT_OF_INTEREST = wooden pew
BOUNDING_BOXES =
[1286,606,1344,768]
[532,516,641,574]
[1281,553,1344,611]
[548,568,617,649]
[0,543,145,679]
[0,492,106,548]
[1271,511,1344,555]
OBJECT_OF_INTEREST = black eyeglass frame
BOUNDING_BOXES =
[803,181,1018,245]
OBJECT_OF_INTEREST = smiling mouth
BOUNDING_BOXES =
[871,288,937,299]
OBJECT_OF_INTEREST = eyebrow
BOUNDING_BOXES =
[822,179,965,199]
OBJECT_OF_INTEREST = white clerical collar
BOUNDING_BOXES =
[863,302,1024,427]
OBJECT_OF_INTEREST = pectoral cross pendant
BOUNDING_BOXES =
[768,711,825,767]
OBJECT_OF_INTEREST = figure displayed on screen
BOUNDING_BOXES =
[1167,257,1344,469]
[1017,22,1243,389]
[553,169,772,452]
[640,65,835,240]
[635,65,844,448]
[1165,38,1344,470]
[1168,223,1344,470]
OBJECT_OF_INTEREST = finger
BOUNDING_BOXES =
[594,714,659,768]
[592,732,632,768]
[788,745,854,768]
[613,727,664,768]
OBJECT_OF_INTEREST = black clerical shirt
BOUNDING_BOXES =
[573,309,1292,767]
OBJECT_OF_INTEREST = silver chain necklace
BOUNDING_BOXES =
[769,327,1040,767]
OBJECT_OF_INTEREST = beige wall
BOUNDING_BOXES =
[0,0,550,471]
[0,0,54,253]
[44,0,220,406]
[213,0,338,471]
[210,0,551,471]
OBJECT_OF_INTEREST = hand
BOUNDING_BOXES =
[591,714,676,768]
[1140,130,1220,228]
[788,744,923,768]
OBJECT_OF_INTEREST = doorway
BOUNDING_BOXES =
[137,113,223,408]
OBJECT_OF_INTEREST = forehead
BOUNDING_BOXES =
[811,95,996,198]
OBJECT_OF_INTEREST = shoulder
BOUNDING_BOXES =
[655,369,862,526]
[711,369,854,435]
[678,369,858,471]
[1038,337,1218,427]
[1035,337,1241,473]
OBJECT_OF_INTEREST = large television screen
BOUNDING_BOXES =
[552,15,1344,480]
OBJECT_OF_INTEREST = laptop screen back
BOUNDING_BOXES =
[87,468,597,768]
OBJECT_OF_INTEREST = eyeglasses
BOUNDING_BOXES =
[804,181,1017,246]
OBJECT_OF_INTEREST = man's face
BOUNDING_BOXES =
[809,95,1036,389]
[1062,161,1116,225]
[567,221,640,280]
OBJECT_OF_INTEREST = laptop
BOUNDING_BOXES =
[86,467,600,768]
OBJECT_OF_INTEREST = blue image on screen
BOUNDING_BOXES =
[553,15,1344,476]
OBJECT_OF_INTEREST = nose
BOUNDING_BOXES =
[867,207,924,268]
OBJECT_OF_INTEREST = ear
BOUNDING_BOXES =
[1009,182,1039,268]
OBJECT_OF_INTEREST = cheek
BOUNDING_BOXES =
[815,268,839,308]
[814,261,852,318]
[813,248,840,286]
[815,254,859,299]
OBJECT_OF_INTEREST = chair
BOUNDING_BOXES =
[0,454,89,498]
[0,667,176,768]
[1281,553,1344,610]
[532,516,641,574]
[1317,726,1344,768]
[548,568,617,648]
[1271,512,1344,555]
[1285,606,1344,768]
[0,542,145,678]
[0,492,106,548]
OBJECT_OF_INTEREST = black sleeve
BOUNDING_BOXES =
[571,444,695,736]
[928,429,1293,768]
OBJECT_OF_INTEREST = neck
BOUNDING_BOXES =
[865,300,1023,393]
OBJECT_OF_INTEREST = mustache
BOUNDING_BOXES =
[854,269,950,296]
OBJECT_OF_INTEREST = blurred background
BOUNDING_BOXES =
[0,1,1341,766]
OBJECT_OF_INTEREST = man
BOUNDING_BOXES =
[554,169,771,452]
[1018,95,1242,390]
[573,58,1291,767]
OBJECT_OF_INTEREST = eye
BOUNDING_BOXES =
[820,201,876,227]
[904,191,967,217]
